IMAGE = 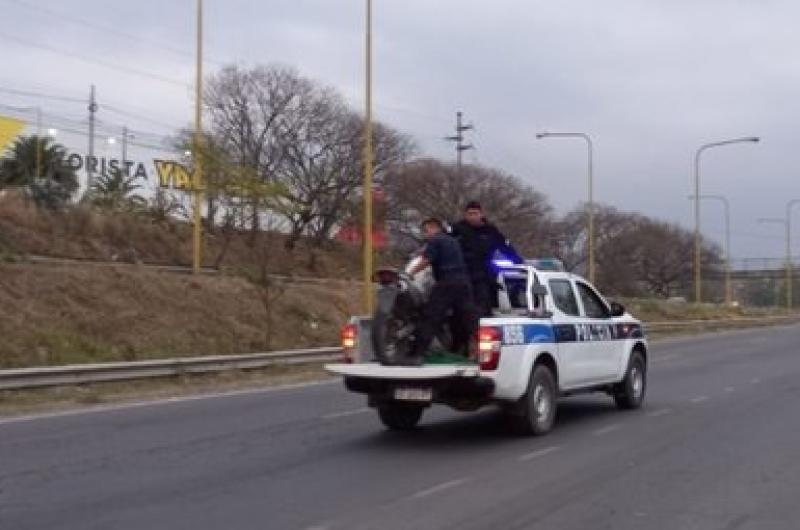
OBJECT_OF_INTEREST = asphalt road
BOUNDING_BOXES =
[2,325,800,530]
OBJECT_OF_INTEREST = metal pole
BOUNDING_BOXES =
[785,199,800,309]
[586,135,595,284]
[192,0,204,274]
[88,85,97,190]
[694,147,703,303]
[535,131,594,283]
[758,216,788,308]
[692,137,759,303]
[723,197,731,305]
[689,195,730,304]
[121,126,128,167]
[35,107,42,179]
[456,111,462,169]
[363,0,374,314]
[787,214,792,310]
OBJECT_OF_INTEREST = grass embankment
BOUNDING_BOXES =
[0,264,359,368]
[0,191,364,278]
[622,298,788,322]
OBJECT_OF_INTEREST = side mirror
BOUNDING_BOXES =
[609,301,626,317]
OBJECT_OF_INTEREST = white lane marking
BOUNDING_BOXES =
[690,396,709,403]
[323,408,370,420]
[646,408,673,418]
[519,445,561,462]
[724,386,735,393]
[751,378,761,385]
[592,424,620,436]
[410,478,469,500]
[0,379,339,427]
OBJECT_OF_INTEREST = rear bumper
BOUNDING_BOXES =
[344,374,495,404]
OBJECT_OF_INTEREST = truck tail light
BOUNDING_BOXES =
[475,326,502,371]
[341,323,357,363]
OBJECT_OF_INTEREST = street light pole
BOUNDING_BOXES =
[693,137,759,303]
[689,194,731,304]
[758,217,789,309]
[536,132,595,283]
[785,199,800,309]
[362,0,375,314]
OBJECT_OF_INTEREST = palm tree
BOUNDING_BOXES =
[0,135,79,209]
[86,168,147,212]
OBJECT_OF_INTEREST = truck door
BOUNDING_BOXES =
[574,281,622,381]
[546,278,592,388]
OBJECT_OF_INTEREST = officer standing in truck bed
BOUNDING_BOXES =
[407,217,477,363]
[450,201,522,317]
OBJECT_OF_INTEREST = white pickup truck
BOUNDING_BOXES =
[326,260,647,435]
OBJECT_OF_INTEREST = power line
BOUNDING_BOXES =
[0,31,190,89]
[0,105,174,150]
[0,83,185,132]
[2,0,224,66]
[100,104,182,132]
[0,86,85,104]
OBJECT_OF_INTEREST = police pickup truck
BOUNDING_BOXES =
[325,259,647,435]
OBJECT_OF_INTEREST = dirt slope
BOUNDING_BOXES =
[0,263,360,368]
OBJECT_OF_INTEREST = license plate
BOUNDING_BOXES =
[393,387,432,401]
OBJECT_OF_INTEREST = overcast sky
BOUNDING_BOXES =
[2,0,799,262]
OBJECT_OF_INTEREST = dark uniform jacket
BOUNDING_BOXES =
[422,233,469,282]
[449,219,522,283]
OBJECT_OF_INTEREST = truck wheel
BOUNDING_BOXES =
[508,365,557,436]
[377,404,424,431]
[614,351,646,410]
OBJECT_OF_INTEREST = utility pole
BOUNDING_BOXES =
[363,0,375,314]
[121,126,129,168]
[446,111,473,169]
[35,107,42,179]
[192,0,204,274]
[87,85,98,190]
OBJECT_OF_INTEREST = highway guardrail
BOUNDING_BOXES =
[2,315,798,390]
[0,347,343,391]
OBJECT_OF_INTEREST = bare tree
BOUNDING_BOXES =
[558,204,722,298]
[382,159,553,256]
[204,64,413,249]
[205,65,311,233]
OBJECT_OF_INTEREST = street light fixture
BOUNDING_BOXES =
[693,136,759,303]
[536,131,595,283]
[689,194,731,304]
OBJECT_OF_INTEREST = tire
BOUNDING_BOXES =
[372,291,417,363]
[377,404,424,431]
[507,364,557,436]
[614,350,647,410]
